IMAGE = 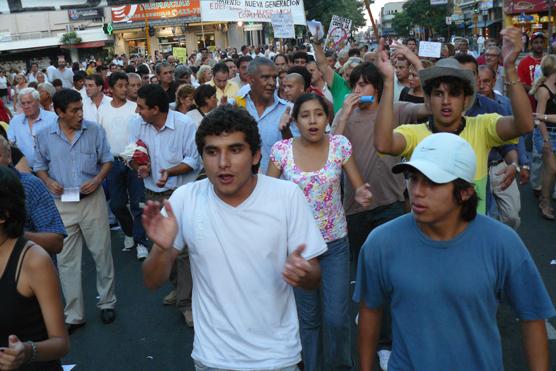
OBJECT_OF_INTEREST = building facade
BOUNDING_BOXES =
[380,1,407,36]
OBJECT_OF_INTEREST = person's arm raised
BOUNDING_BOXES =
[374,38,407,155]
[312,38,334,87]
[496,27,534,141]
[142,200,179,289]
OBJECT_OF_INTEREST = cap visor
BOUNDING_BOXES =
[392,160,457,184]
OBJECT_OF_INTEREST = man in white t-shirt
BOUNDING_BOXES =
[98,72,148,260]
[83,74,112,124]
[142,106,327,370]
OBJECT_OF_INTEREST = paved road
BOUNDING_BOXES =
[61,184,556,371]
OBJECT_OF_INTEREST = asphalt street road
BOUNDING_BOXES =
[61,184,556,371]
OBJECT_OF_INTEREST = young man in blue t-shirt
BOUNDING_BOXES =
[354,132,555,371]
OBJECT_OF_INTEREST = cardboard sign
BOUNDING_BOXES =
[172,47,187,64]
[200,0,307,25]
[271,12,295,38]
[418,41,442,58]
[325,15,352,51]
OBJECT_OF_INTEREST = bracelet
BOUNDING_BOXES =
[503,79,520,86]
[25,341,37,363]
[522,165,530,170]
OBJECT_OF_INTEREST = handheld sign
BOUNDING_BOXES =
[418,41,442,58]
[271,13,295,39]
[325,15,352,51]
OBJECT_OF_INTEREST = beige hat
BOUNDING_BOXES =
[419,57,476,111]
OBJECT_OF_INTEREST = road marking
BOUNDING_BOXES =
[546,320,556,340]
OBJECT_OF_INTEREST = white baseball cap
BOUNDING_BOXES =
[392,133,476,184]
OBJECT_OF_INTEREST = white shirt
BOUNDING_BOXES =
[185,109,204,128]
[129,110,201,192]
[83,94,112,124]
[50,67,74,89]
[98,100,138,156]
[166,175,327,369]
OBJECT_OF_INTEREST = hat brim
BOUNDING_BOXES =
[419,66,476,112]
[392,159,458,184]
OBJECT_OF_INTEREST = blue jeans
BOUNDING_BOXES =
[194,360,299,371]
[107,158,147,245]
[294,236,352,371]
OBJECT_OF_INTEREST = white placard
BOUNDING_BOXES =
[325,15,352,51]
[200,0,306,25]
[418,41,442,58]
[61,187,80,202]
[271,12,295,38]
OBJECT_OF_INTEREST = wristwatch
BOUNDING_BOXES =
[522,165,530,170]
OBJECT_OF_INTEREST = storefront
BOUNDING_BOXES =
[504,0,556,35]
[111,1,231,58]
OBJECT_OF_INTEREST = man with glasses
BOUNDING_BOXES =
[482,46,504,94]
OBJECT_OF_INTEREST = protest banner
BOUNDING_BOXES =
[324,15,352,51]
[200,0,306,25]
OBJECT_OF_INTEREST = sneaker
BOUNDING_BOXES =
[136,243,148,260]
[377,349,391,371]
[183,309,194,327]
[163,290,177,305]
[122,236,134,252]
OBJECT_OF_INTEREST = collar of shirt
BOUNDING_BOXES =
[245,91,287,121]
[50,119,90,145]
[141,110,176,131]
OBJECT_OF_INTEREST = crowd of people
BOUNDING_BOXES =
[1,26,555,371]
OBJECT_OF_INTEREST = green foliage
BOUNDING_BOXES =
[392,0,449,38]
[392,11,412,36]
[60,31,82,45]
[304,0,367,31]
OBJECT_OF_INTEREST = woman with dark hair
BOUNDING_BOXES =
[0,167,69,370]
[186,84,217,127]
[267,93,372,370]
[0,126,30,173]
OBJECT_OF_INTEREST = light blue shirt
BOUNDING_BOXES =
[243,91,298,173]
[129,110,201,192]
[7,108,58,168]
[33,120,113,194]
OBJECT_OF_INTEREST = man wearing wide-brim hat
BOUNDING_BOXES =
[373,27,534,215]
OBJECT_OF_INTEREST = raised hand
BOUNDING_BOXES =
[283,244,312,287]
[355,183,373,207]
[375,38,395,81]
[500,27,523,67]
[142,200,178,250]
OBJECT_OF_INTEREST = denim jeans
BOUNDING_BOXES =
[107,158,147,245]
[193,360,299,371]
[294,236,352,371]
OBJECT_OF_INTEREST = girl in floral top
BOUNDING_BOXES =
[268,93,372,370]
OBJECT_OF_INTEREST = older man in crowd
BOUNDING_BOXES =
[7,87,58,168]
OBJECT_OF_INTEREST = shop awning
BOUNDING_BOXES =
[60,40,107,49]
[0,27,111,52]
[467,19,502,29]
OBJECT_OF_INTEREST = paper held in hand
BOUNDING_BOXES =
[418,41,442,58]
